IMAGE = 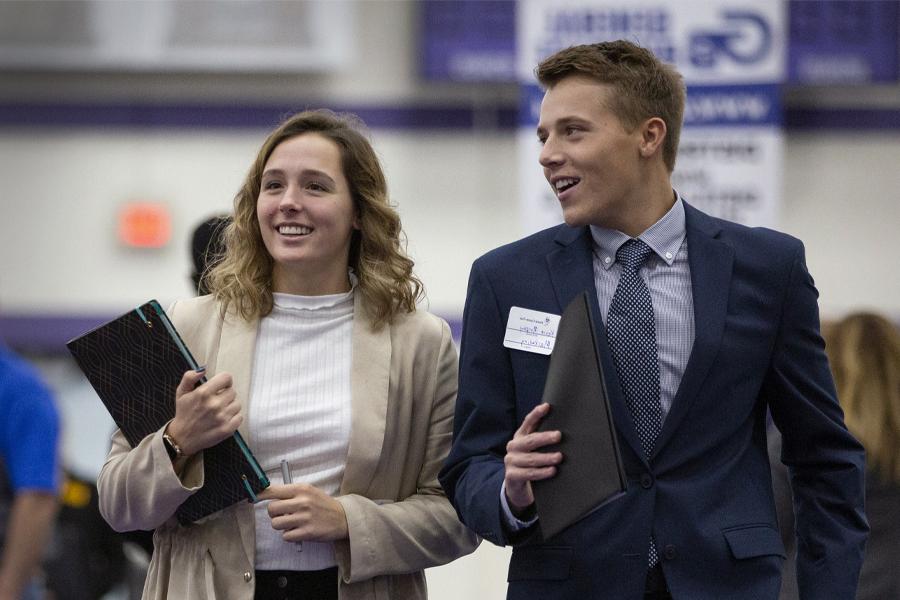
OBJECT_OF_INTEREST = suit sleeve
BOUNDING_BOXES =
[763,244,868,600]
[334,320,479,582]
[439,260,523,547]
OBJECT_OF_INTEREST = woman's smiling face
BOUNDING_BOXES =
[257,132,359,295]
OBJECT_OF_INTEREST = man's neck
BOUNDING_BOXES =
[614,178,675,238]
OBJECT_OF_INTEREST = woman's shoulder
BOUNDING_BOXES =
[390,307,449,336]
[167,295,226,349]
[168,294,219,325]
[384,308,454,354]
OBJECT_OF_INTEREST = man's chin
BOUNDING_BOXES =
[561,209,589,228]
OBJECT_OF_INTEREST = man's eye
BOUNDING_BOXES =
[565,126,581,135]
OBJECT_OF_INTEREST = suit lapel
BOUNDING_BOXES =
[340,293,391,495]
[547,227,647,462]
[652,203,733,457]
[213,308,259,566]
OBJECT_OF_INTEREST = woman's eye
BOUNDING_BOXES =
[308,182,328,192]
[263,181,282,191]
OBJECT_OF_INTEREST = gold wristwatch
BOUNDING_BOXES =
[162,432,184,461]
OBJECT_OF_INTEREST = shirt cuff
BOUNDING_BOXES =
[500,481,539,531]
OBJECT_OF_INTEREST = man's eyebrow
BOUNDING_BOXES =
[536,116,591,136]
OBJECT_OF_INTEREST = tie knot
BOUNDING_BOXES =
[616,239,654,272]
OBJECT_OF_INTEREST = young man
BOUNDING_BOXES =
[440,41,868,600]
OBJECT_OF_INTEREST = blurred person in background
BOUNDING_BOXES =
[97,109,478,599]
[0,343,60,600]
[191,214,230,296]
[43,471,128,600]
[774,312,900,600]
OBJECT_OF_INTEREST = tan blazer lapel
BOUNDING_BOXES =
[340,295,391,495]
[211,308,259,565]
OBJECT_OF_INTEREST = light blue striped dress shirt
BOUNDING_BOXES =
[589,195,695,421]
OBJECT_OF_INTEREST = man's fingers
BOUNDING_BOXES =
[507,449,563,469]
[506,465,557,483]
[515,403,551,437]
[507,429,562,454]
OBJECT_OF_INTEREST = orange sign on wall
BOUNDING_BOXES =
[118,202,171,248]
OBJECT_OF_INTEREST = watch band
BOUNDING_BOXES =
[162,432,183,461]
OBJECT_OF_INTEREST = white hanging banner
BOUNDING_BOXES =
[517,0,786,233]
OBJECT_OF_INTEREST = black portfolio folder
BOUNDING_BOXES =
[66,300,269,524]
[532,291,627,540]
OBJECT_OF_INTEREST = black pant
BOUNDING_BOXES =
[254,567,338,600]
[645,564,673,599]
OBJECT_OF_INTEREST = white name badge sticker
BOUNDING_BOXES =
[503,306,561,355]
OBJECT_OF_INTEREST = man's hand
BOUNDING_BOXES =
[258,484,349,542]
[166,369,242,457]
[503,403,563,516]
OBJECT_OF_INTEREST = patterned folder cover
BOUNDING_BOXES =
[66,300,269,524]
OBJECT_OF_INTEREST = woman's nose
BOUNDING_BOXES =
[278,186,303,213]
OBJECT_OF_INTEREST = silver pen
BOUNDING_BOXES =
[279,459,301,552]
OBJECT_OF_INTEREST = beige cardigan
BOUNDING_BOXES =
[97,294,478,599]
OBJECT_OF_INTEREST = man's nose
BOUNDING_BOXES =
[539,138,563,168]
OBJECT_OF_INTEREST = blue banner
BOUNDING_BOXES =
[684,84,782,127]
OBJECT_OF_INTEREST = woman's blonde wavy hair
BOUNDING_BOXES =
[206,109,423,328]
[824,312,900,483]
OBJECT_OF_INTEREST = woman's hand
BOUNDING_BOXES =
[166,369,242,457]
[257,484,349,542]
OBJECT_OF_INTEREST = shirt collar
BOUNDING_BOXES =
[589,192,687,270]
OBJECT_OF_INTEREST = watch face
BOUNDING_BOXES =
[163,434,180,460]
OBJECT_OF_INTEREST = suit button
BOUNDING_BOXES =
[243,571,252,582]
[640,474,653,489]
[664,544,677,560]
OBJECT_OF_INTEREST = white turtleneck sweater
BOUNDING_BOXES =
[249,284,354,571]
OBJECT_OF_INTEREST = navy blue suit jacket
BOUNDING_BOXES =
[440,203,868,600]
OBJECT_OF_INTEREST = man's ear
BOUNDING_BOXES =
[639,117,667,159]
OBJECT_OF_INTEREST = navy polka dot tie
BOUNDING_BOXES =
[606,238,662,566]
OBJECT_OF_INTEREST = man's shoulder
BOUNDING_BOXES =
[686,202,803,256]
[474,223,575,270]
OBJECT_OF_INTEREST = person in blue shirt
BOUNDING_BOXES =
[0,344,60,600]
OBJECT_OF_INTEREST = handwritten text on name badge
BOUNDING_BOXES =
[503,306,561,355]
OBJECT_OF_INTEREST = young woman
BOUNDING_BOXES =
[98,110,478,599]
